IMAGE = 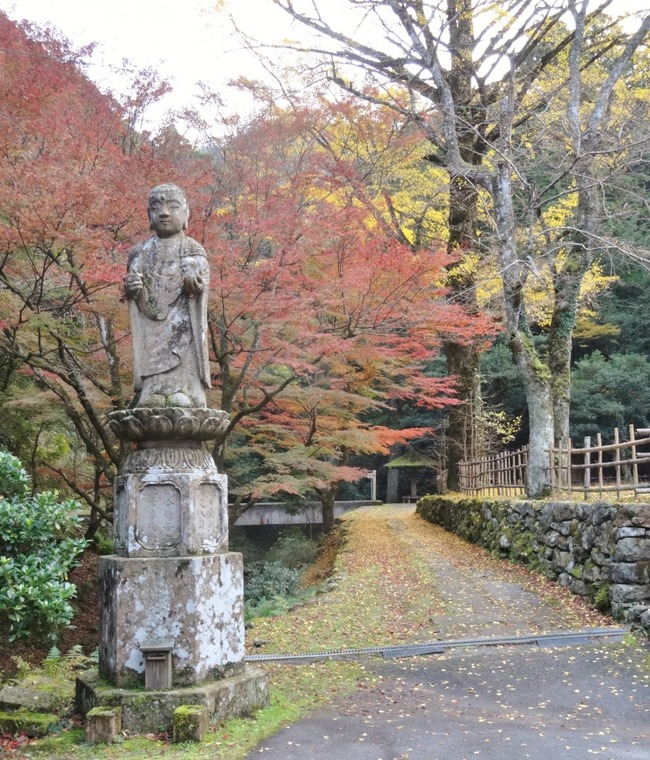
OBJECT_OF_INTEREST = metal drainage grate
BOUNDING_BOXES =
[246,627,628,663]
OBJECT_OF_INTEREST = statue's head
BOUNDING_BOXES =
[148,183,189,237]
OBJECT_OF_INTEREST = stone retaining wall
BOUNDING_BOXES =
[416,496,650,635]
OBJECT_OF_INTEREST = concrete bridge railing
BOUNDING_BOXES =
[233,500,381,526]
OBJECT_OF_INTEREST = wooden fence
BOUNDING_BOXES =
[458,445,528,496]
[549,425,650,498]
[459,425,650,498]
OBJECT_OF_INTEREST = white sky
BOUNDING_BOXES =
[0,0,298,134]
[1,0,648,136]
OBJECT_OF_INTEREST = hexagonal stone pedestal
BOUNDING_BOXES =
[99,553,245,688]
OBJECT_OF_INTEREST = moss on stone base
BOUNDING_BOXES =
[76,664,269,733]
[173,704,208,743]
[0,708,59,737]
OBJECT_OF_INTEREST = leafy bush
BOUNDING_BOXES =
[242,529,319,619]
[265,529,317,569]
[245,561,301,606]
[0,451,88,641]
[0,450,30,498]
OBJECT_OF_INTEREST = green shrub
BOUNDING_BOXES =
[244,595,293,619]
[266,529,317,569]
[0,451,88,641]
[0,450,30,498]
[594,584,611,613]
[245,561,301,606]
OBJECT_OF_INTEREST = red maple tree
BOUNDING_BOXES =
[194,103,490,525]
[0,18,491,532]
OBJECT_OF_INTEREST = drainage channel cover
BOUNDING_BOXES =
[247,627,628,663]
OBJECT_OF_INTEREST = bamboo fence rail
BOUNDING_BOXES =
[458,446,528,497]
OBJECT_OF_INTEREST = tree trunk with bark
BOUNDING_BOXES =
[442,1,487,487]
[492,154,554,497]
[320,484,338,533]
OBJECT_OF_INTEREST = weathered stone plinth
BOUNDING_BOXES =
[172,704,208,743]
[76,666,269,733]
[99,553,245,688]
[109,409,230,557]
[113,451,228,557]
[95,405,268,730]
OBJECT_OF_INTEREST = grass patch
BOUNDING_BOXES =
[24,661,364,759]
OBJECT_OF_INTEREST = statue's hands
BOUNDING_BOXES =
[183,273,205,296]
[124,272,144,299]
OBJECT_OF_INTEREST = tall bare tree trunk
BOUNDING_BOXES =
[493,156,553,497]
[444,340,482,488]
[443,0,486,489]
[548,262,586,446]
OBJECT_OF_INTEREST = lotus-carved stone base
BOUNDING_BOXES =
[108,407,229,443]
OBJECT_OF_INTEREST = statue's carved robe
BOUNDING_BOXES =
[127,233,210,406]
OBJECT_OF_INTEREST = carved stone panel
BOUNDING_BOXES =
[112,468,228,558]
[195,482,225,552]
[136,482,182,551]
[125,446,216,473]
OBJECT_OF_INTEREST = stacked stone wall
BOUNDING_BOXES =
[416,496,650,635]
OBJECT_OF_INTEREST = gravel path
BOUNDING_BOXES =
[246,505,649,760]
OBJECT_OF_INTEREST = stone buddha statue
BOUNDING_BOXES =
[124,184,211,408]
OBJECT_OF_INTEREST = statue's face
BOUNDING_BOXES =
[148,191,188,237]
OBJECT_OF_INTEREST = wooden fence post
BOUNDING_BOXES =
[614,427,621,497]
[549,444,555,494]
[629,424,639,488]
[497,451,503,496]
[596,432,603,497]
[583,436,591,497]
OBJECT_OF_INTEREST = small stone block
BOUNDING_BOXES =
[173,704,208,743]
[86,706,122,744]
